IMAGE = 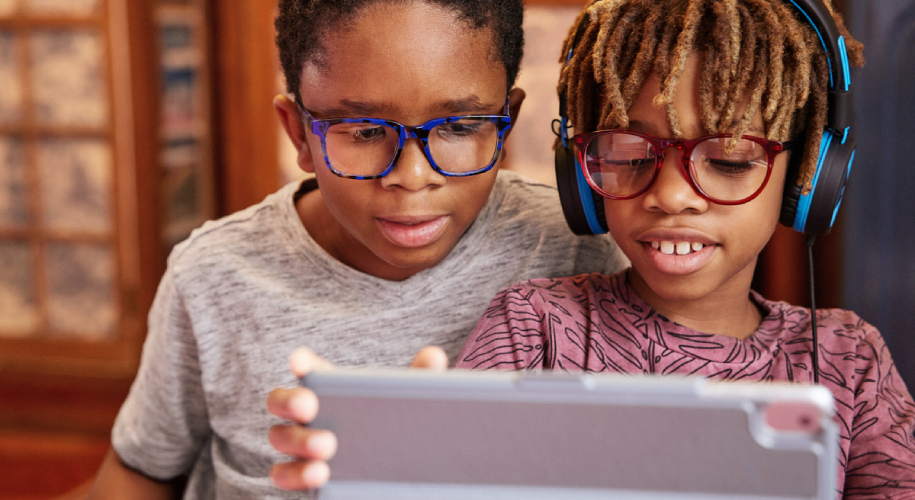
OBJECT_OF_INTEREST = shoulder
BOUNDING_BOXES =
[756,295,893,378]
[495,169,559,196]
[488,169,564,223]
[166,181,301,277]
[760,296,879,343]
[811,308,899,374]
[485,272,614,313]
[459,272,622,370]
[487,170,621,254]
[813,307,887,365]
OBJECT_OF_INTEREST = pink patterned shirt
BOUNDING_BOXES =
[457,271,915,498]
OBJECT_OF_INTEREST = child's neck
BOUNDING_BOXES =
[626,270,764,340]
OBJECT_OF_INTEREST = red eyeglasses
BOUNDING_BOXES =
[572,129,795,205]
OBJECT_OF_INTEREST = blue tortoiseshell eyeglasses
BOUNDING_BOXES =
[299,99,512,179]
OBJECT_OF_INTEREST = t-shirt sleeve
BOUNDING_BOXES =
[110,267,210,481]
[456,283,552,370]
[842,321,915,496]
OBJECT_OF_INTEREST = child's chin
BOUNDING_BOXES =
[378,246,449,273]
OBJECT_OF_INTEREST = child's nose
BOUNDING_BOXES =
[381,138,446,190]
[641,149,708,214]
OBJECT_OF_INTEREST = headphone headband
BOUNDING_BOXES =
[785,0,853,137]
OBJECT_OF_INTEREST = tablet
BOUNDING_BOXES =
[301,369,837,500]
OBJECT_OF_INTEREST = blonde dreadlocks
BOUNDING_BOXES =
[558,0,863,192]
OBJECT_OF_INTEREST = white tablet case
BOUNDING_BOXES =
[303,370,837,500]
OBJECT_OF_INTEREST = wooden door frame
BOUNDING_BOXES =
[210,0,281,215]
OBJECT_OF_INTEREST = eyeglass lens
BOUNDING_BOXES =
[583,132,770,202]
[323,118,502,177]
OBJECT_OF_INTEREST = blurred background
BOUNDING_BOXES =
[0,0,912,498]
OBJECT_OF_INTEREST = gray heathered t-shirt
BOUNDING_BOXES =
[111,170,628,499]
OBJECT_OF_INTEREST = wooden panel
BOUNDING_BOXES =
[0,372,130,434]
[0,372,123,499]
[0,0,162,378]
[0,372,126,500]
[0,429,108,500]
[211,0,279,214]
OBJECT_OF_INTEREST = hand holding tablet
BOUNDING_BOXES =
[266,346,448,491]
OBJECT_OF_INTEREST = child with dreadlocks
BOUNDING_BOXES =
[83,0,629,498]
[456,0,915,496]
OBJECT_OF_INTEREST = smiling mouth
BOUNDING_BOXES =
[650,240,707,255]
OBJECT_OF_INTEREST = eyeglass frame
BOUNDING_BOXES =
[572,129,795,205]
[298,100,513,180]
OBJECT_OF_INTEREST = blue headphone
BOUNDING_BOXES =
[554,0,855,236]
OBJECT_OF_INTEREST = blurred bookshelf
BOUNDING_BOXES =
[156,0,215,250]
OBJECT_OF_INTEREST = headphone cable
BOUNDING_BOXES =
[806,234,820,384]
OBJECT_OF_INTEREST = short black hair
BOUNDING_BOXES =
[276,0,525,105]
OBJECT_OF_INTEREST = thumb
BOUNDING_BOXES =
[289,347,334,378]
[409,346,448,370]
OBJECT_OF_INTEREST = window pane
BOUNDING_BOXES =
[46,242,116,339]
[0,240,38,336]
[0,31,21,123]
[38,138,112,233]
[0,136,28,227]
[30,30,107,128]
[26,0,99,16]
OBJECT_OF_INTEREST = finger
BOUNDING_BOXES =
[270,460,331,491]
[410,345,448,370]
[268,425,338,460]
[289,347,334,378]
[267,387,319,423]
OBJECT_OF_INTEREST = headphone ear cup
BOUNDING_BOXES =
[779,148,804,229]
[554,144,607,235]
[592,190,608,232]
[782,133,856,235]
[803,136,855,235]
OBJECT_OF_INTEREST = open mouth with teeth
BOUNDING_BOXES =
[650,240,706,255]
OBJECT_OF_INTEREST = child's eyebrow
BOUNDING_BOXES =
[438,96,500,115]
[317,96,498,119]
[316,100,399,118]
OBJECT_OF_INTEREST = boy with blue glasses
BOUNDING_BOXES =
[84,0,627,498]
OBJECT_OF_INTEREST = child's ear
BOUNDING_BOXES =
[274,94,317,173]
[504,87,526,139]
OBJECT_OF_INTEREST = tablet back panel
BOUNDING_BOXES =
[303,370,837,500]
